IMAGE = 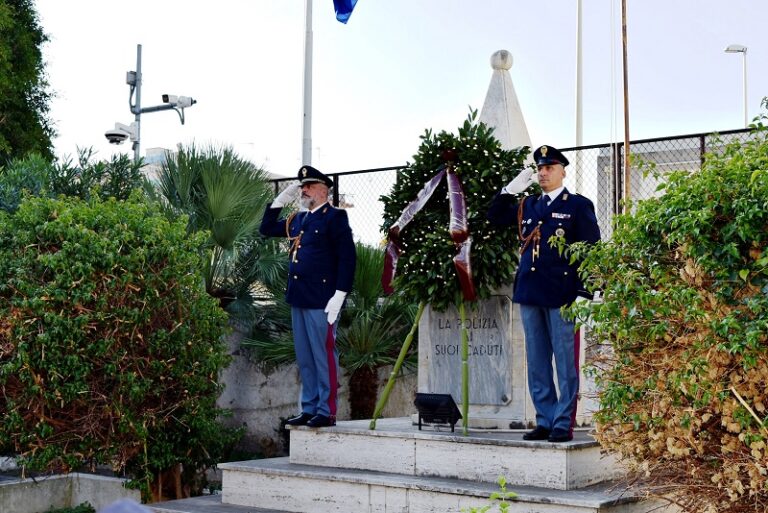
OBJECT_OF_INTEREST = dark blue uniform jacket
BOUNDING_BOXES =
[260,202,356,309]
[487,188,600,308]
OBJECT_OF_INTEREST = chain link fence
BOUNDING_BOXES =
[560,128,753,238]
[271,128,753,245]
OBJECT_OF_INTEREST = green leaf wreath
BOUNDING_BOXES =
[380,110,531,311]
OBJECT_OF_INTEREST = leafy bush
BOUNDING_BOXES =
[570,107,768,512]
[380,110,529,311]
[0,149,144,213]
[0,194,236,500]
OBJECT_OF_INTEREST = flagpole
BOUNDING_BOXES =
[302,0,313,165]
[574,0,583,193]
[621,0,630,212]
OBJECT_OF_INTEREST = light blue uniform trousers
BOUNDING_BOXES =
[519,304,579,434]
[291,307,340,418]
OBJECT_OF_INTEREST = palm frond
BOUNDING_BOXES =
[148,143,276,326]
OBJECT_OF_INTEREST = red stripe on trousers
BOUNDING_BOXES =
[569,328,581,437]
[325,324,338,418]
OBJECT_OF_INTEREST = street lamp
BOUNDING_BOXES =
[724,44,748,127]
[105,44,197,162]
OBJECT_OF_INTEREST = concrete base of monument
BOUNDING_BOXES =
[410,405,594,432]
[409,412,594,431]
[418,295,601,432]
[286,417,620,491]
[200,417,670,513]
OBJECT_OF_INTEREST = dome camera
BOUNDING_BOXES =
[104,122,137,145]
[105,128,130,144]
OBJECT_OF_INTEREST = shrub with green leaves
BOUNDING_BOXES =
[0,149,144,213]
[570,107,768,512]
[380,110,529,311]
[0,194,234,499]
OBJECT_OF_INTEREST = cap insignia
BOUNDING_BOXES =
[541,146,548,157]
[301,168,307,177]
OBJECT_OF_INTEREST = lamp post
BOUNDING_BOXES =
[724,44,748,127]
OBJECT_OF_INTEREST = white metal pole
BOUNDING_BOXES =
[742,50,748,127]
[574,0,583,193]
[134,44,142,163]
[575,0,583,147]
[302,0,313,165]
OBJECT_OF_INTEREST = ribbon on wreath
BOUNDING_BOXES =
[381,164,477,301]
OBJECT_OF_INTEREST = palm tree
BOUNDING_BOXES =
[150,144,285,324]
[338,243,418,419]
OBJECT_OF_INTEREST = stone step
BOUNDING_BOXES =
[218,457,659,513]
[287,417,622,490]
[149,494,287,513]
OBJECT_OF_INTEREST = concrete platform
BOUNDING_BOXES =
[219,457,657,513]
[206,417,665,513]
[287,417,621,490]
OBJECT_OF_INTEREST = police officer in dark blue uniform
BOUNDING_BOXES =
[260,165,356,428]
[487,145,600,442]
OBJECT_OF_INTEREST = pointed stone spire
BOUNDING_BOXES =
[479,50,532,152]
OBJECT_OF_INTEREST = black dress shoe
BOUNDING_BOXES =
[522,426,551,441]
[548,429,573,443]
[285,412,314,426]
[306,414,336,428]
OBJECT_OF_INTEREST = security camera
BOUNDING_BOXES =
[104,122,137,145]
[105,128,130,144]
[162,94,196,108]
[175,96,196,108]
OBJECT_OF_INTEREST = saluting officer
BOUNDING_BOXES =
[260,165,356,428]
[487,145,600,443]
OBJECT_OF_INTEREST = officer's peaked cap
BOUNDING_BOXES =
[533,145,569,167]
[298,165,333,188]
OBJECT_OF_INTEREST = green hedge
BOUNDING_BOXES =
[570,109,768,511]
[0,194,234,498]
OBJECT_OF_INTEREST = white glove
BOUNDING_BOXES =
[502,168,536,195]
[324,290,347,325]
[272,181,300,208]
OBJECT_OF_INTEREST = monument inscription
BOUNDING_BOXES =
[422,295,513,405]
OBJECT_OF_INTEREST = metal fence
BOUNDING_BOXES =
[271,128,753,245]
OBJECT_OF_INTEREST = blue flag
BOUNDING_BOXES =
[334,0,358,24]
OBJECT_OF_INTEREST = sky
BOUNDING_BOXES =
[35,0,767,178]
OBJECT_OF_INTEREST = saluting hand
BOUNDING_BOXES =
[503,168,536,195]
[272,181,301,208]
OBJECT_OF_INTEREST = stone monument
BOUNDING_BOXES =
[416,51,596,429]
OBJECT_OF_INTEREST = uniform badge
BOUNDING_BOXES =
[555,228,565,237]
[552,212,571,219]
[541,146,548,157]
[301,168,307,177]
